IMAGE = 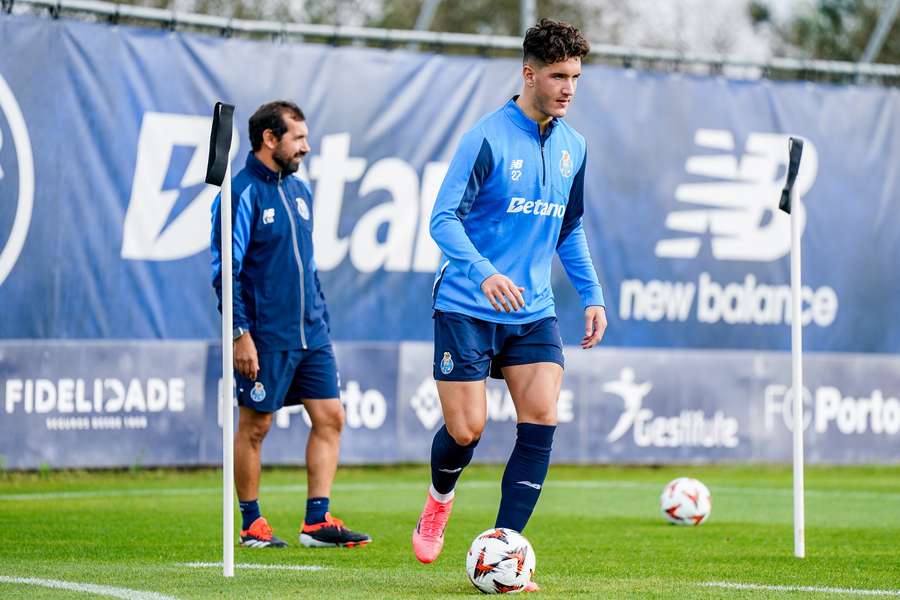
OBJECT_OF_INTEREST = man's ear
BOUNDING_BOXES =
[523,62,536,88]
[262,129,278,150]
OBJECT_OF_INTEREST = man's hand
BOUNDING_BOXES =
[582,306,607,349]
[481,274,525,313]
[234,331,259,380]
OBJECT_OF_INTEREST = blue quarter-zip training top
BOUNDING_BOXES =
[212,152,330,352]
[430,97,604,323]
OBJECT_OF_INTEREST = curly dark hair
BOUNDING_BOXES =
[523,18,590,65]
[249,100,305,152]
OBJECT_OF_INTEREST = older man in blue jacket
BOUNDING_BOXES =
[212,101,370,549]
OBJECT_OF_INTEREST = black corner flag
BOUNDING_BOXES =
[206,102,235,186]
[779,137,804,214]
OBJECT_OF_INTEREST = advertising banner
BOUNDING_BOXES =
[2,341,897,469]
[1,15,898,352]
[1,15,898,468]
[0,341,207,468]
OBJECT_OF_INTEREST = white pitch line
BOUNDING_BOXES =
[701,581,900,596]
[178,562,324,571]
[0,575,179,600]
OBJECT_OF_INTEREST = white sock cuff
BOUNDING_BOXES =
[429,483,455,503]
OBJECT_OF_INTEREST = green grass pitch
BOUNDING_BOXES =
[1,464,899,598]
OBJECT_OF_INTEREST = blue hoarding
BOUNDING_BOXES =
[0,15,898,468]
[2,341,899,469]
[1,14,898,351]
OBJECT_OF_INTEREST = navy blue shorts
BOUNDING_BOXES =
[433,311,564,381]
[236,344,340,413]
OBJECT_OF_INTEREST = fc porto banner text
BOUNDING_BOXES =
[1,15,899,351]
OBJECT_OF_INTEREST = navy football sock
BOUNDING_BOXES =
[305,497,330,525]
[495,423,556,532]
[430,425,479,495]
[239,498,261,531]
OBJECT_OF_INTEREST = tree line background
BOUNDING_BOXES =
[48,0,897,68]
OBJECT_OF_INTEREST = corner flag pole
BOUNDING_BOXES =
[779,136,805,559]
[206,102,236,577]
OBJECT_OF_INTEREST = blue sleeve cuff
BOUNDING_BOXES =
[468,259,499,287]
[582,287,605,309]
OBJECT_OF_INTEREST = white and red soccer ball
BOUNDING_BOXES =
[660,477,712,525]
[466,528,536,594]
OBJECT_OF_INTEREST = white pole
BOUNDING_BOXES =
[790,183,805,559]
[220,159,235,577]
[520,0,536,35]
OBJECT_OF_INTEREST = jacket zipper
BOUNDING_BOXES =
[276,172,307,350]
[540,139,546,187]
[538,123,548,187]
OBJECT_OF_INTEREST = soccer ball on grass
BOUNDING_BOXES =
[465,528,535,594]
[660,477,711,525]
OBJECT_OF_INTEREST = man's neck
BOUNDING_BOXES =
[515,94,553,134]
[255,151,281,175]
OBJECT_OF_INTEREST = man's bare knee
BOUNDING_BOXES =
[308,401,344,436]
[446,422,483,446]
[239,412,273,447]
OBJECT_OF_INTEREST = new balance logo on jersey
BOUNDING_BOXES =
[506,197,565,218]
[655,129,818,262]
[510,159,523,181]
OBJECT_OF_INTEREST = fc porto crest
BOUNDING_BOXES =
[296,197,310,220]
[440,352,454,375]
[250,382,267,403]
[559,150,573,178]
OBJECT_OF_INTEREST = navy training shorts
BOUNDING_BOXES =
[432,310,564,381]
[236,344,340,413]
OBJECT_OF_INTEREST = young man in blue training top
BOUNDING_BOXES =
[412,19,607,590]
[212,101,370,549]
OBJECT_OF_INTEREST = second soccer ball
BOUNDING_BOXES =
[660,477,712,525]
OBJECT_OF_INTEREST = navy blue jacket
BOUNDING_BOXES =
[212,152,329,352]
